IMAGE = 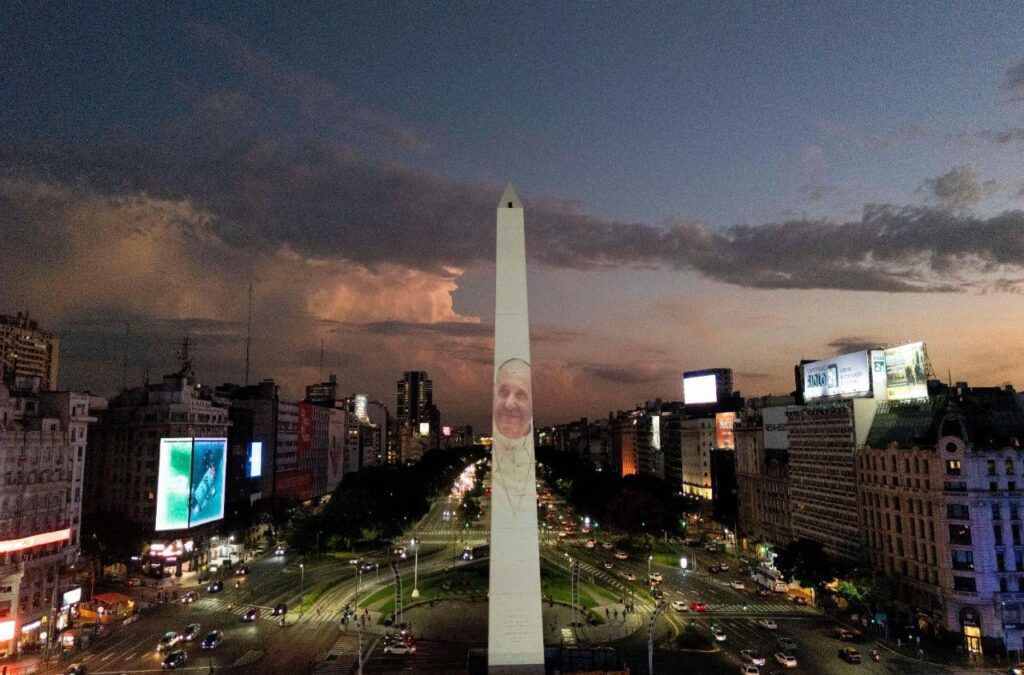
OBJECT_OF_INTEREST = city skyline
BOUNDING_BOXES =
[4,4,1024,432]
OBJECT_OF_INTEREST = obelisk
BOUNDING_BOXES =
[488,184,545,672]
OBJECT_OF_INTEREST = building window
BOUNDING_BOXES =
[953,576,977,592]
[945,460,962,475]
[994,504,1003,520]
[1008,458,1016,476]
[1014,525,1022,546]
[1001,577,1009,593]
[952,549,975,570]
[949,524,972,545]
[989,460,998,476]
[996,524,1003,544]
[948,504,970,520]
[998,552,1006,571]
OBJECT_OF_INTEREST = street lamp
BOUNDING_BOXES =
[410,538,420,599]
[648,555,653,579]
[299,563,305,615]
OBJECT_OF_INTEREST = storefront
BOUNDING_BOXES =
[143,539,195,577]
[960,606,983,659]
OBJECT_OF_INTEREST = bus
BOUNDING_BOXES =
[752,564,788,592]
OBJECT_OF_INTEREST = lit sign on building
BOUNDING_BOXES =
[419,422,430,435]
[651,415,661,451]
[247,441,262,478]
[884,341,929,401]
[801,350,872,401]
[355,394,368,422]
[714,412,736,449]
[683,374,718,404]
[155,438,227,531]
[443,426,452,437]
[0,620,15,641]
[61,588,82,607]
[0,527,71,554]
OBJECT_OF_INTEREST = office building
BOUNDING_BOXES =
[0,313,59,391]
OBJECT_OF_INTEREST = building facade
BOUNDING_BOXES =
[0,383,93,657]
[681,417,715,500]
[0,313,59,391]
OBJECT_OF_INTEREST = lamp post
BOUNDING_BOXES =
[648,555,653,580]
[410,538,420,599]
[299,563,305,615]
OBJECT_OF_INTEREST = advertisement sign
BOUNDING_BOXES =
[651,415,661,451]
[683,374,718,404]
[715,412,736,449]
[247,441,262,478]
[802,350,872,401]
[871,350,887,400]
[443,426,452,437]
[61,588,82,607]
[188,438,226,528]
[762,407,792,449]
[884,342,929,401]
[276,468,315,502]
[354,394,368,422]
[155,437,227,531]
[0,527,71,554]
[155,438,193,531]
[419,422,430,436]
[297,402,314,458]
[0,620,14,641]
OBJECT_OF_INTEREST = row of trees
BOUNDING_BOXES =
[288,447,485,553]
[772,537,891,611]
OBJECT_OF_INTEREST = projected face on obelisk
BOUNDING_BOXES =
[493,358,533,440]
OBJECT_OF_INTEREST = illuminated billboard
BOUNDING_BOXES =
[61,588,82,607]
[884,341,929,401]
[762,406,792,449]
[802,350,872,401]
[651,415,661,451]
[247,441,263,478]
[419,422,430,435]
[155,438,227,531]
[0,527,70,554]
[355,394,368,422]
[0,620,13,641]
[683,374,718,404]
[714,412,736,449]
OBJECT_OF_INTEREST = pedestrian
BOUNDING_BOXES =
[605,608,609,618]
[613,609,618,620]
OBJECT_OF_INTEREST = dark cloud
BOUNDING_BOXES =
[1004,57,1024,101]
[358,321,491,338]
[577,363,658,385]
[920,165,984,209]
[827,337,881,355]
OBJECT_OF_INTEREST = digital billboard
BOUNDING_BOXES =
[651,415,661,451]
[155,437,227,531]
[0,620,14,641]
[247,441,263,478]
[61,588,82,607]
[762,406,792,449]
[297,402,314,458]
[884,341,929,401]
[683,374,718,404]
[802,350,872,401]
[715,412,736,449]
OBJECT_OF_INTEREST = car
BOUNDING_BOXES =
[157,631,180,653]
[207,580,223,593]
[272,602,287,616]
[709,565,721,574]
[161,649,188,669]
[242,607,261,622]
[791,595,808,605]
[585,539,597,549]
[126,577,142,587]
[181,591,198,604]
[649,572,663,582]
[774,652,798,667]
[741,649,767,666]
[670,600,688,612]
[623,572,636,581]
[740,667,760,675]
[838,647,862,663]
[383,641,416,655]
[360,560,379,572]
[602,560,614,569]
[834,627,855,640]
[718,563,730,572]
[348,557,363,566]
[235,565,250,576]
[601,542,613,549]
[200,630,223,649]
[757,588,771,597]
[392,545,407,558]
[274,546,286,556]
[614,551,628,560]
[777,636,798,651]
[690,601,707,612]
[730,581,745,590]
[706,543,718,552]
[64,664,87,675]
[652,588,665,601]
[711,626,727,641]
[758,618,778,630]
[181,623,202,641]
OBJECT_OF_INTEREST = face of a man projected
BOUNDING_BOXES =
[493,359,533,440]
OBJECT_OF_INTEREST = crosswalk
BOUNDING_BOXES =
[701,602,819,615]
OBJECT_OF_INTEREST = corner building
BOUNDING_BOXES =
[857,385,1024,658]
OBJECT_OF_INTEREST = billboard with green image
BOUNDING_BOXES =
[154,437,227,531]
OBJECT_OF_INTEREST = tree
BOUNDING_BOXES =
[773,538,835,590]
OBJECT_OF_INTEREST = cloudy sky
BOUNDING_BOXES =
[3,3,1024,431]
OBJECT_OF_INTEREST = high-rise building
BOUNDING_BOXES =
[0,313,59,391]
[305,374,339,407]
[397,371,432,430]
[0,381,93,658]
[681,417,715,499]
[735,405,796,553]
[610,413,638,476]
[787,397,878,563]
[856,384,1024,659]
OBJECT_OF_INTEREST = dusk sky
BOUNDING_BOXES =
[3,3,1024,432]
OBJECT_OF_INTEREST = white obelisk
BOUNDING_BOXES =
[488,184,545,672]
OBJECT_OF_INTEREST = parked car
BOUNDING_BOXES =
[161,650,188,669]
[207,580,223,593]
[739,667,760,675]
[181,623,202,641]
[200,630,223,649]
[838,647,862,663]
[242,607,261,622]
[741,649,766,666]
[614,551,628,560]
[157,631,180,653]
[774,652,798,668]
[690,601,707,612]
[757,618,778,630]
[670,600,688,612]
[730,581,745,590]
[711,626,727,642]
[623,572,636,581]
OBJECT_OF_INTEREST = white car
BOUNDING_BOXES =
[383,641,416,655]
[774,652,798,668]
[740,649,766,666]
[757,618,778,630]
[739,667,760,675]
[601,542,613,549]
[670,600,688,612]
[649,572,663,582]
[274,546,285,556]
[585,539,597,549]
[730,580,745,590]
[712,626,727,641]
[623,572,636,581]
[614,551,628,560]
